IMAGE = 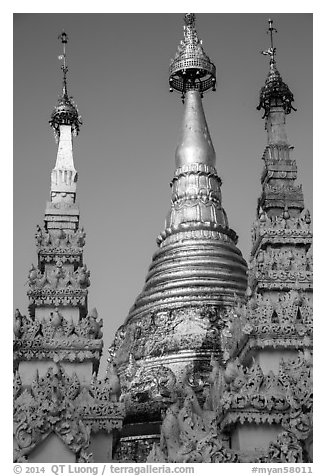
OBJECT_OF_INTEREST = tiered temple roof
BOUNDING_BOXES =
[13,33,124,463]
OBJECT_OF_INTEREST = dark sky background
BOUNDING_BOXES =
[13,13,312,375]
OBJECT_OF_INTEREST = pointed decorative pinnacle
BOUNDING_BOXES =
[58,31,69,96]
[257,19,296,119]
[169,13,216,100]
[49,31,82,141]
[265,18,277,64]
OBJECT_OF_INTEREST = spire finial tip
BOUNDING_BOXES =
[257,19,295,117]
[184,13,196,26]
[50,31,82,139]
[169,13,216,97]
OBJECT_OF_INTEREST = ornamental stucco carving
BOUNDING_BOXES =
[14,366,92,462]
[257,431,304,463]
[146,350,312,463]
[146,364,238,463]
[13,308,104,364]
[35,225,86,248]
[27,261,90,290]
[220,352,312,446]
[251,209,312,254]
[13,365,125,462]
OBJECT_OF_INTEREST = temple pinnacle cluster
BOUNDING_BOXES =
[14,15,312,464]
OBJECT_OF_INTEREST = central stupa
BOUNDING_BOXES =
[109,14,248,461]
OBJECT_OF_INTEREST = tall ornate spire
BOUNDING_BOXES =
[109,15,248,460]
[157,14,231,242]
[256,19,303,218]
[192,19,312,464]
[47,32,82,221]
[125,13,246,318]
[13,32,125,463]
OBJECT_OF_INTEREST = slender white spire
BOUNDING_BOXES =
[49,31,81,205]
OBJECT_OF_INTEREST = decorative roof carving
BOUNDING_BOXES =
[217,286,312,363]
[35,225,86,249]
[14,366,91,462]
[13,365,125,462]
[248,245,313,291]
[220,352,312,441]
[27,261,90,290]
[26,255,91,308]
[140,348,312,463]
[13,308,103,364]
[27,288,88,308]
[251,209,312,254]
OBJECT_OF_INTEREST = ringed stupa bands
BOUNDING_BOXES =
[123,13,247,324]
[110,14,248,421]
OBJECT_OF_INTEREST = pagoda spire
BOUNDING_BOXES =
[216,20,313,462]
[13,31,125,463]
[48,32,82,212]
[256,19,303,218]
[170,14,216,168]
[125,13,247,319]
[109,15,248,450]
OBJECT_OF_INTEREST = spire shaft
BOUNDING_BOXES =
[175,90,215,167]
[265,106,289,145]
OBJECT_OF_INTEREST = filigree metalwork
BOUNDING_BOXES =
[257,20,296,118]
[169,14,216,97]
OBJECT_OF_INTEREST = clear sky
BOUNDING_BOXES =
[13,13,312,374]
